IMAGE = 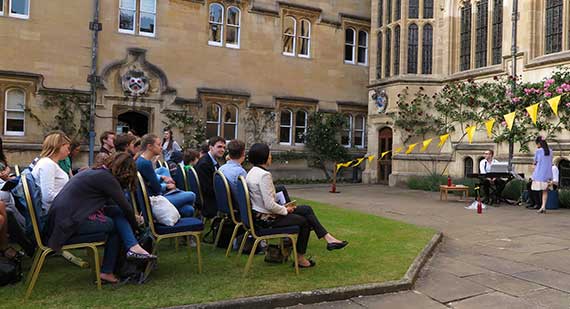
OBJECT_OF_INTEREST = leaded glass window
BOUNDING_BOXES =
[492,0,503,64]
[385,28,391,77]
[545,0,563,54]
[409,0,419,18]
[475,0,488,68]
[407,24,418,73]
[424,0,434,18]
[377,32,383,79]
[394,26,400,75]
[422,24,433,74]
[460,3,472,71]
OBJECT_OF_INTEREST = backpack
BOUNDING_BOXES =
[0,255,23,286]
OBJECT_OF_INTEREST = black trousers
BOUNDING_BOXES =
[482,178,506,201]
[526,181,542,206]
[270,206,328,255]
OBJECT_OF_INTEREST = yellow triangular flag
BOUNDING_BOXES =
[437,134,449,148]
[367,155,375,164]
[548,95,560,117]
[351,157,366,167]
[421,138,433,152]
[465,125,476,144]
[336,163,343,171]
[485,119,495,138]
[380,150,391,159]
[526,103,539,124]
[504,111,516,130]
[394,147,403,154]
[405,143,417,154]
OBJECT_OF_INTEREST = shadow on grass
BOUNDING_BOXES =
[1,198,435,308]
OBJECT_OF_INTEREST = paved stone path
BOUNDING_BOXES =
[285,184,570,308]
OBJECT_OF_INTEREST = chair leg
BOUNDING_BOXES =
[25,249,42,288]
[243,238,261,277]
[175,237,180,252]
[186,236,192,259]
[194,234,202,274]
[236,230,250,261]
[86,248,97,282]
[214,218,226,247]
[24,249,51,300]
[144,238,161,278]
[90,246,102,290]
[290,236,299,275]
[225,224,241,257]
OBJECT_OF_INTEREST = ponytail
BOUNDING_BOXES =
[535,136,550,156]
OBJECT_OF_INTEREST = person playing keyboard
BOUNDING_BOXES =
[479,149,506,204]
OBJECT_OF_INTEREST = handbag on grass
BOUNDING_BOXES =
[264,239,292,264]
[149,195,180,226]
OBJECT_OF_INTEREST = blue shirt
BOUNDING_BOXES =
[219,160,247,194]
[136,156,166,196]
[532,148,553,182]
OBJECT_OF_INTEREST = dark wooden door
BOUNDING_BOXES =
[378,127,393,184]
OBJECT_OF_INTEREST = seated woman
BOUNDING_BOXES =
[46,153,156,284]
[246,143,348,268]
[31,131,71,214]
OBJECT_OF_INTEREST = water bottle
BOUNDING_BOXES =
[447,175,452,187]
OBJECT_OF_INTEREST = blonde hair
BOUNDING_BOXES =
[40,131,71,158]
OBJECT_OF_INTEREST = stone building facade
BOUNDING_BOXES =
[364,0,570,186]
[0,0,371,179]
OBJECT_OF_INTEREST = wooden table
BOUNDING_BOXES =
[439,185,469,201]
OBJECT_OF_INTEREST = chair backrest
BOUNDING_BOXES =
[178,163,190,191]
[135,172,158,236]
[14,164,20,176]
[236,176,257,236]
[213,170,239,224]
[172,164,186,191]
[185,165,203,207]
[21,173,47,249]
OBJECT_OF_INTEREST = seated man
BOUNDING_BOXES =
[195,136,226,218]
[219,140,247,213]
[136,134,196,218]
[479,149,506,204]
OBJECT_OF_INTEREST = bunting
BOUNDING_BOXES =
[405,143,417,154]
[368,155,375,164]
[421,138,433,152]
[548,96,560,117]
[504,112,516,130]
[485,119,495,138]
[526,103,539,125]
[437,134,449,148]
[465,125,477,144]
[380,150,391,159]
[394,147,403,154]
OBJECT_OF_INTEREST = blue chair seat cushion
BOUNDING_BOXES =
[155,217,204,234]
[66,233,107,245]
[257,226,299,236]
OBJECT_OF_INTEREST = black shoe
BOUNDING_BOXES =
[525,204,536,209]
[327,241,348,251]
[126,250,157,261]
[295,259,316,268]
[533,205,541,210]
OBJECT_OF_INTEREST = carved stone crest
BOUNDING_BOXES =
[121,70,149,97]
[371,89,388,113]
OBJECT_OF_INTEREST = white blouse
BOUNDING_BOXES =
[31,157,69,213]
[246,166,287,216]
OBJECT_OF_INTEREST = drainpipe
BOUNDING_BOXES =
[87,0,101,166]
[508,0,518,172]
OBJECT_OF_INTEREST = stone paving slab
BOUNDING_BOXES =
[415,270,492,303]
[518,249,570,274]
[458,254,539,275]
[284,299,363,309]
[428,256,490,278]
[465,272,546,296]
[514,270,570,293]
[352,291,448,309]
[521,288,570,309]
[449,292,539,309]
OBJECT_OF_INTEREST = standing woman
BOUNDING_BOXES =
[532,136,553,214]
[31,131,71,214]
[162,128,182,162]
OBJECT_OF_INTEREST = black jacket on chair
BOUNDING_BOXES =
[195,154,218,218]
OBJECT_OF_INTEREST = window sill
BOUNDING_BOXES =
[4,132,25,137]
[8,13,29,20]
[526,50,570,69]
[208,41,223,47]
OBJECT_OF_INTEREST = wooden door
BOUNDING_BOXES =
[378,127,393,184]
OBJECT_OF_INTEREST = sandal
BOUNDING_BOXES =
[294,259,316,268]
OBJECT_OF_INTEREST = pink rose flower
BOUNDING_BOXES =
[501,121,506,126]
[557,87,564,94]
[544,92,552,98]
[566,102,570,108]
[512,97,521,103]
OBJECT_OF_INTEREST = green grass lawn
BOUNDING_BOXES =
[0,198,435,308]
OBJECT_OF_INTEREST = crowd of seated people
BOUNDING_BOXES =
[0,127,348,289]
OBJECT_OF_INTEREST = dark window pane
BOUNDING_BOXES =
[422,24,433,74]
[227,7,240,25]
[358,46,367,64]
[294,127,305,144]
[207,123,219,138]
[295,111,306,126]
[209,23,222,43]
[140,12,155,34]
[424,0,433,18]
[376,33,382,78]
[460,3,472,71]
[386,0,392,23]
[394,26,400,75]
[223,124,236,140]
[299,38,309,56]
[475,0,488,68]
[6,119,24,133]
[409,0,419,18]
[11,0,28,15]
[378,0,383,26]
[280,127,291,143]
[407,24,418,73]
[395,0,401,20]
[492,0,503,64]
[358,31,368,64]
[354,131,363,147]
[280,111,291,126]
[385,29,391,77]
[345,28,355,44]
[226,26,238,45]
[341,132,350,146]
[464,157,474,177]
[545,0,563,54]
[209,4,223,23]
[119,10,135,31]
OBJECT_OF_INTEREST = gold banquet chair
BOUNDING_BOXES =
[234,176,300,276]
[22,174,105,299]
[134,172,204,273]
[213,170,244,257]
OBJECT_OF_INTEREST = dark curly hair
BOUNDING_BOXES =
[104,152,137,191]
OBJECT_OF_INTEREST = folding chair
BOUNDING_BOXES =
[134,172,204,274]
[234,176,299,276]
[22,173,105,299]
[213,170,243,257]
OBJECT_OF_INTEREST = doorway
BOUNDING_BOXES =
[116,111,149,136]
[378,127,393,184]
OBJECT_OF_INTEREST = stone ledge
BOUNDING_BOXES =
[172,232,443,309]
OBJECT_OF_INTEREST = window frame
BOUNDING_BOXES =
[341,114,353,148]
[298,19,311,58]
[4,88,26,136]
[225,6,241,49]
[422,23,433,74]
[208,3,224,47]
[407,23,419,74]
[394,25,400,75]
[279,109,293,145]
[460,3,472,71]
[357,30,369,66]
[118,0,137,35]
[282,16,297,57]
[294,110,308,145]
[475,0,488,68]
[344,27,357,64]
[545,0,563,55]
[385,28,392,77]
[206,103,222,137]
[353,114,366,148]
[9,0,30,19]
[222,105,239,141]
[138,0,157,38]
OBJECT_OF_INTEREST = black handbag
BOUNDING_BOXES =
[264,239,292,264]
[0,255,22,286]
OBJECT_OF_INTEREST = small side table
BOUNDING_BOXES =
[439,185,469,201]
